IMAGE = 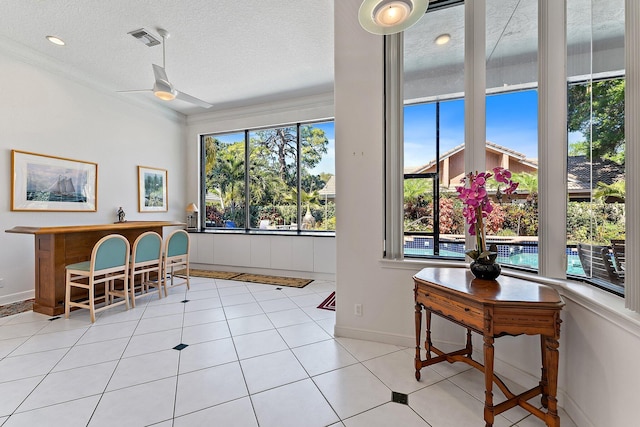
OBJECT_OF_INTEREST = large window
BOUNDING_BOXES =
[201,120,335,232]
[566,0,625,294]
[403,2,465,260]
[393,0,627,296]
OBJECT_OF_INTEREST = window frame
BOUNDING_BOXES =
[199,119,336,235]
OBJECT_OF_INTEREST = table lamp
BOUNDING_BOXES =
[186,203,199,230]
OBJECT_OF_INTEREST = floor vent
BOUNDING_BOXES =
[392,391,408,405]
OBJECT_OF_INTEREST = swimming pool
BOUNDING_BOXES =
[404,247,585,276]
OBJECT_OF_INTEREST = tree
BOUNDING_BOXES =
[594,180,625,203]
[568,78,625,163]
[252,126,329,186]
[511,172,538,204]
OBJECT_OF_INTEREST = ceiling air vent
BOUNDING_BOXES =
[128,28,161,47]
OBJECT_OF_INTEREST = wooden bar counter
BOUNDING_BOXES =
[6,221,184,316]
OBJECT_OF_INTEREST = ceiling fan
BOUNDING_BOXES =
[119,28,213,109]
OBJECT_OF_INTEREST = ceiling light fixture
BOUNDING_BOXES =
[435,33,451,45]
[358,0,429,35]
[154,90,176,101]
[46,35,65,46]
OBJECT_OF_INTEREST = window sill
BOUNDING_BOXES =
[188,229,335,238]
[380,257,640,339]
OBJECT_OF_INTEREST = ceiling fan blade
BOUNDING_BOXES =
[117,89,153,93]
[175,90,213,109]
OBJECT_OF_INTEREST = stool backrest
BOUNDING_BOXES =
[133,232,163,263]
[93,235,129,271]
[166,230,189,257]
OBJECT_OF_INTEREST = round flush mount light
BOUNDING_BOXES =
[359,0,430,35]
[46,35,65,46]
[435,33,451,45]
[154,90,177,101]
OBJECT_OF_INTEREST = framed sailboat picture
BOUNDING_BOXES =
[11,150,98,212]
[138,166,168,212]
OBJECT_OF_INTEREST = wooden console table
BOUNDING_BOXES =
[413,268,564,427]
[6,221,184,316]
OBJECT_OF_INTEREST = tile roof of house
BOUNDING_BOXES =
[567,156,625,190]
[318,175,335,196]
[406,141,537,174]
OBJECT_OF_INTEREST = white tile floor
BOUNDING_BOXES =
[0,276,576,427]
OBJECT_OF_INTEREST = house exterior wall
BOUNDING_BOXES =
[422,148,536,187]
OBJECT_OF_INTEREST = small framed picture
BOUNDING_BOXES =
[11,150,97,212]
[138,166,168,212]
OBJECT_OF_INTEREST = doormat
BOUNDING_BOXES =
[173,269,239,280]
[0,299,34,318]
[173,269,313,288]
[317,292,335,311]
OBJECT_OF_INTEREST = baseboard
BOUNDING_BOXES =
[334,325,414,347]
[558,390,593,427]
[334,325,463,349]
[0,290,34,306]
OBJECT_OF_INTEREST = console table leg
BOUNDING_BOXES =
[415,302,423,380]
[544,335,561,427]
[425,310,433,358]
[483,334,495,427]
[540,335,549,408]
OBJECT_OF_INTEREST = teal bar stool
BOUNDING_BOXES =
[130,231,164,307]
[65,234,130,323]
[162,229,190,294]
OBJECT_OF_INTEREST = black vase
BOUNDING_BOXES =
[470,261,501,280]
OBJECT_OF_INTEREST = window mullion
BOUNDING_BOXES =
[625,0,640,312]
[296,123,302,230]
[244,129,250,231]
[384,33,404,259]
[538,0,568,279]
[464,0,487,254]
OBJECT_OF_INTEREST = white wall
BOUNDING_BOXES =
[189,233,335,280]
[0,47,186,304]
[335,0,640,425]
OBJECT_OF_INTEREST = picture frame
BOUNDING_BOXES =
[11,150,98,212]
[138,166,168,212]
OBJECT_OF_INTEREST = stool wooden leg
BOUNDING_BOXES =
[64,271,71,319]
[89,279,96,323]
[129,270,136,308]
[123,273,130,310]
[185,261,190,290]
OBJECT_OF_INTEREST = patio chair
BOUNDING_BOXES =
[610,239,626,272]
[576,243,624,286]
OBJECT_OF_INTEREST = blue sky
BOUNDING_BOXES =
[404,90,541,168]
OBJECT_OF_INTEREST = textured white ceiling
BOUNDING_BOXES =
[0,0,335,115]
[0,0,624,116]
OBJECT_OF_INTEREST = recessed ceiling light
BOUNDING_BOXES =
[46,36,65,46]
[435,33,451,45]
